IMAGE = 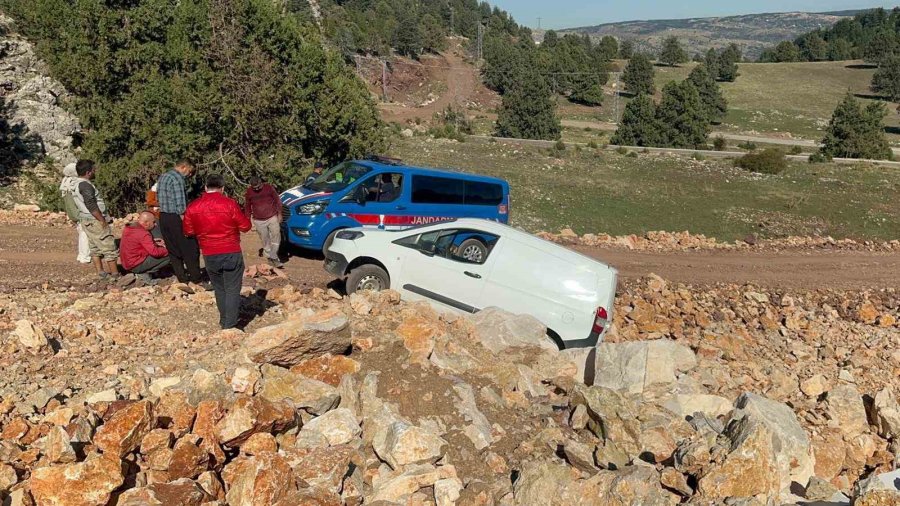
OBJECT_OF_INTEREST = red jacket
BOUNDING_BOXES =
[243,183,281,221]
[120,224,168,271]
[183,192,252,256]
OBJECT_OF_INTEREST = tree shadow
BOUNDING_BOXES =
[845,63,877,69]
[883,125,900,135]
[853,92,889,101]
[0,93,45,186]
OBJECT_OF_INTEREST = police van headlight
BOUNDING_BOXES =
[296,200,329,215]
[336,230,364,240]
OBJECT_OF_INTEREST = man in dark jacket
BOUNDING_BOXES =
[305,161,324,185]
[183,174,252,329]
[156,160,203,284]
[244,176,283,268]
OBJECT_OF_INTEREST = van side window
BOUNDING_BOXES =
[394,229,500,265]
[360,173,403,203]
[464,181,503,205]
[412,176,464,204]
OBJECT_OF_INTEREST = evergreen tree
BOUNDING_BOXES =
[619,39,635,59]
[597,36,618,60]
[799,34,828,61]
[623,53,655,96]
[569,74,605,106]
[611,94,661,147]
[659,36,687,67]
[394,6,423,57]
[496,73,561,140]
[872,55,900,101]
[704,48,720,76]
[864,29,898,65]
[542,30,559,48]
[687,64,727,124]
[655,81,710,148]
[771,41,801,62]
[421,14,448,54]
[717,44,741,81]
[828,38,855,60]
[820,92,892,160]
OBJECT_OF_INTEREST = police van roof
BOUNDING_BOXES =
[353,160,508,186]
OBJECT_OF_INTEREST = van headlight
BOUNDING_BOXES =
[296,200,329,215]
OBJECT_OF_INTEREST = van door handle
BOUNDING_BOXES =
[464,271,481,279]
[396,205,407,210]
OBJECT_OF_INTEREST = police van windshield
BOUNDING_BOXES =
[307,162,372,192]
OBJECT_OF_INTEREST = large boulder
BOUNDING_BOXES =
[662,394,733,419]
[732,392,814,493]
[826,384,869,439]
[117,479,210,506]
[853,469,900,506]
[697,417,780,501]
[30,454,125,506]
[248,309,350,366]
[572,385,642,457]
[93,400,155,458]
[593,340,697,397]
[470,307,554,353]
[215,395,296,448]
[869,388,900,440]
[370,464,459,503]
[221,452,299,506]
[374,421,448,469]
[282,444,360,494]
[580,466,678,505]
[299,408,360,446]
[512,461,584,505]
[258,363,339,415]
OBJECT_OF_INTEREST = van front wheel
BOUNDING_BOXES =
[346,265,389,294]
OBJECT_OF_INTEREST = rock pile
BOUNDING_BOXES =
[0,274,898,505]
[539,228,900,252]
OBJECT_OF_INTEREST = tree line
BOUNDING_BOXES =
[759,7,900,63]
[2,0,386,213]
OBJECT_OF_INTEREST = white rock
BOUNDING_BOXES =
[148,376,181,398]
[594,340,697,397]
[434,477,463,506]
[86,389,118,403]
[662,394,733,419]
[13,319,48,350]
[301,408,360,446]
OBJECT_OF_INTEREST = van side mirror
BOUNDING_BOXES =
[355,186,367,205]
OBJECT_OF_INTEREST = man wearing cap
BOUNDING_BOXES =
[243,176,283,268]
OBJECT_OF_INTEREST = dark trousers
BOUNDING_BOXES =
[205,252,244,329]
[131,255,170,275]
[159,212,202,283]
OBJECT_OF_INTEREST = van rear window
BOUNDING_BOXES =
[412,176,503,206]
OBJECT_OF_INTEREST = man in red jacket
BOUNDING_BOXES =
[120,211,170,285]
[183,174,252,329]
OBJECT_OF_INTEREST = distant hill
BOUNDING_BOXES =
[557,11,858,59]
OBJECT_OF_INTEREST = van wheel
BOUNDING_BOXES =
[458,238,488,264]
[322,229,343,255]
[346,264,389,294]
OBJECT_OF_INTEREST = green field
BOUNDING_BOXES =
[554,60,900,144]
[389,136,900,241]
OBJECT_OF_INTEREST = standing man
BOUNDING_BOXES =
[157,160,203,284]
[305,161,324,185]
[183,174,252,330]
[244,176,283,268]
[71,160,119,281]
[59,162,91,264]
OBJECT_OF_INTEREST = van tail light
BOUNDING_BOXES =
[592,306,609,334]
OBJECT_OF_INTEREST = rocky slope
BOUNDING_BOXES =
[0,248,898,504]
[0,13,80,169]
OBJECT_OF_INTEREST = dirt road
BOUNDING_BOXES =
[1,224,898,292]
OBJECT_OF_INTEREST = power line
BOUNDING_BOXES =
[357,56,620,76]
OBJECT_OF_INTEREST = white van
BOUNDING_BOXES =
[323,218,618,349]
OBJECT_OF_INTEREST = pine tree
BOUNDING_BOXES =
[421,14,448,54]
[799,34,828,61]
[655,80,710,148]
[828,38,855,60]
[820,92,892,160]
[864,29,898,65]
[611,94,661,147]
[597,36,618,61]
[496,73,561,140]
[659,36,687,67]
[623,53,655,96]
[619,39,635,59]
[872,55,900,101]
[717,44,741,81]
[704,48,720,76]
[394,6,423,58]
[687,64,727,124]
[772,41,801,62]
[569,74,605,106]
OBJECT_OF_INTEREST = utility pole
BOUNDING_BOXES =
[381,59,388,102]
[449,6,454,35]
[613,72,620,124]
[537,17,542,30]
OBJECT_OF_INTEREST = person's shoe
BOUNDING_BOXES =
[258,248,264,257]
[268,258,285,269]
[136,273,158,286]
[116,273,136,287]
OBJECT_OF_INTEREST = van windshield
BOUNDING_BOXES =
[307,162,372,193]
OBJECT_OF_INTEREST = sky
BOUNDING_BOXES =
[489,1,900,30]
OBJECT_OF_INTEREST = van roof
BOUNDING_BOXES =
[353,160,508,187]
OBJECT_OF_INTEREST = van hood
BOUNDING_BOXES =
[281,185,333,207]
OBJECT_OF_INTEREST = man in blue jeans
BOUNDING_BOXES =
[183,174,252,329]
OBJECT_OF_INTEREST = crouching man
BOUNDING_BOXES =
[120,211,170,285]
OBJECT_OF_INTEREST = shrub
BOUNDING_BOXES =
[808,151,830,163]
[626,151,638,158]
[737,141,758,151]
[587,140,599,149]
[554,140,567,151]
[736,148,788,174]
[788,145,803,155]
[713,136,727,151]
[692,153,705,161]
[615,146,629,155]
